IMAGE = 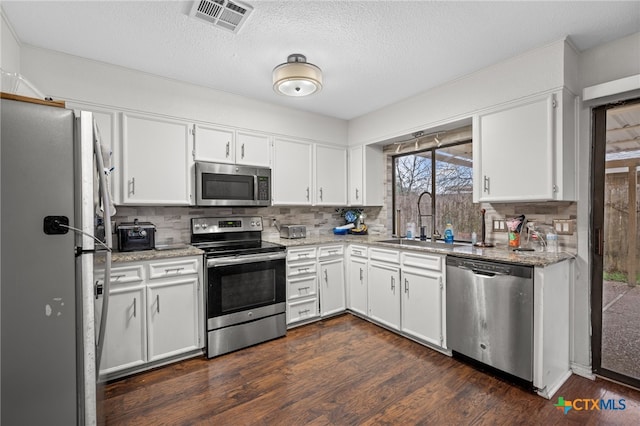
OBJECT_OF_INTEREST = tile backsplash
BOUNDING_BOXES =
[112,205,386,245]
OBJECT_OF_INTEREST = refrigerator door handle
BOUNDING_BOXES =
[92,117,114,376]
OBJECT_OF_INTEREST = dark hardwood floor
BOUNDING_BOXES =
[99,314,640,425]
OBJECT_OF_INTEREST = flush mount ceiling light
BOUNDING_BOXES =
[273,54,323,97]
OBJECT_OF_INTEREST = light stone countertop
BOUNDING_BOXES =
[99,234,573,267]
[264,233,574,267]
[98,246,205,264]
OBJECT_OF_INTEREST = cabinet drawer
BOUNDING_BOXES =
[287,260,316,277]
[287,298,319,323]
[288,275,318,300]
[369,247,400,264]
[402,251,443,271]
[287,247,317,262]
[148,257,200,279]
[95,264,144,286]
[318,244,344,259]
[349,245,368,258]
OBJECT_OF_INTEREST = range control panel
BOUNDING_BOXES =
[192,216,263,234]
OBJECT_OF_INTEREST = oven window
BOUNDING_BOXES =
[203,174,254,200]
[220,269,275,312]
[208,258,286,318]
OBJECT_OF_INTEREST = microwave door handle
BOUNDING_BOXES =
[254,175,259,202]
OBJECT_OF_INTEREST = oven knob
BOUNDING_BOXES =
[256,220,261,227]
[194,224,200,229]
[247,311,253,317]
[202,223,208,229]
[140,229,147,237]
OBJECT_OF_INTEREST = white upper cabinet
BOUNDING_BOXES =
[121,113,192,205]
[272,138,313,205]
[473,89,576,202]
[194,126,270,167]
[194,124,234,164]
[235,131,271,167]
[349,145,384,206]
[315,144,347,205]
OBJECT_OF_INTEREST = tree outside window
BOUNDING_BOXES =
[393,141,480,241]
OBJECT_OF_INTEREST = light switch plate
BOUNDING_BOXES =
[492,219,506,232]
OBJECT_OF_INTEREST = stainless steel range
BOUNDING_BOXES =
[191,216,287,358]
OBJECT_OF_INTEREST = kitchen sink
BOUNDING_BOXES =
[377,238,467,249]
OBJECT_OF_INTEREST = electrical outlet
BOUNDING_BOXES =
[552,219,574,235]
[492,219,506,232]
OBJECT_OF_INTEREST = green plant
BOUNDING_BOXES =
[603,271,627,282]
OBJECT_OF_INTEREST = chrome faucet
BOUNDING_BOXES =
[417,191,440,241]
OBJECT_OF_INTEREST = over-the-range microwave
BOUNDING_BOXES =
[195,161,271,207]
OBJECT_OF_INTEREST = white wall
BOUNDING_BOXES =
[0,10,21,75]
[19,46,348,146]
[572,31,640,372]
[348,39,577,146]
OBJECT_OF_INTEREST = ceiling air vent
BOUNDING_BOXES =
[190,0,253,34]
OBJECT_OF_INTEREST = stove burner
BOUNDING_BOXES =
[190,216,285,257]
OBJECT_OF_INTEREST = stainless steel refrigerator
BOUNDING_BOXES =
[1,95,113,425]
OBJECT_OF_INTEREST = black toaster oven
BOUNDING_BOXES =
[117,219,156,252]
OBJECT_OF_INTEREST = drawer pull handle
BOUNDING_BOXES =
[353,250,362,255]
[297,267,309,273]
[298,286,310,292]
[112,274,125,281]
[165,267,185,274]
[299,309,311,315]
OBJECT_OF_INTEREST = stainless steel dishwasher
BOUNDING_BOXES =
[446,256,534,382]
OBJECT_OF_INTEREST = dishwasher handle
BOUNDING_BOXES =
[472,269,505,277]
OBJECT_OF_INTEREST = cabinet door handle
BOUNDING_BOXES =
[133,297,137,318]
[319,187,323,201]
[156,294,160,313]
[483,175,490,193]
[355,188,360,200]
[129,177,136,196]
[404,278,409,293]
[225,141,230,158]
[306,187,310,201]
[359,268,363,281]
[324,269,328,283]
[391,276,395,291]
[241,143,245,159]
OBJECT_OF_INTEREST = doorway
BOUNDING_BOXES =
[591,98,640,389]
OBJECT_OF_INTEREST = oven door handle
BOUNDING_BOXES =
[207,251,287,267]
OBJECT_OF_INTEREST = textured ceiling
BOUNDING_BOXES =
[2,1,639,120]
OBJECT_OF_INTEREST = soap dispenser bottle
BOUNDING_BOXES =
[444,222,454,244]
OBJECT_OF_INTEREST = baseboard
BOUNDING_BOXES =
[571,362,596,380]
[537,370,573,399]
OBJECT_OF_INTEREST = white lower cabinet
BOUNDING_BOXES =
[147,276,200,362]
[368,254,401,331]
[368,262,401,330]
[96,255,203,378]
[100,286,147,374]
[401,267,443,347]
[347,245,368,316]
[319,257,346,317]
[400,251,446,348]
